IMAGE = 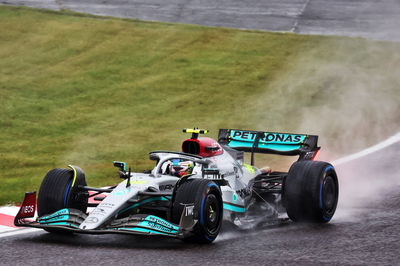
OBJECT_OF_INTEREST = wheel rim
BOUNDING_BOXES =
[322,176,336,213]
[204,194,220,234]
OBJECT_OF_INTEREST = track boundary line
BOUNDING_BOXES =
[331,132,400,166]
[290,0,311,33]
[0,228,40,239]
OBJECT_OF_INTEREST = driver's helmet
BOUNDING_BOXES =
[169,159,194,177]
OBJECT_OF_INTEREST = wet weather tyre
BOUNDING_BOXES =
[172,179,223,244]
[37,168,88,232]
[283,161,339,223]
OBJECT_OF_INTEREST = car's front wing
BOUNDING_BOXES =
[14,192,195,238]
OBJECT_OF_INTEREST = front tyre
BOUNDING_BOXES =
[283,161,339,223]
[37,167,88,217]
[172,179,223,243]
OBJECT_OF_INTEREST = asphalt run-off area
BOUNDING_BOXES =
[2,0,400,41]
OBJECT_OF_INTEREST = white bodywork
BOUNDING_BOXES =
[80,149,260,230]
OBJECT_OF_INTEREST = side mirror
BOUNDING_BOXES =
[149,153,159,161]
[113,161,127,172]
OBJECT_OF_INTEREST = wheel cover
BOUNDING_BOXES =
[204,194,220,234]
[322,175,336,214]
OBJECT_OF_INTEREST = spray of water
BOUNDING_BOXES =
[251,38,400,222]
[332,132,400,220]
[253,38,400,160]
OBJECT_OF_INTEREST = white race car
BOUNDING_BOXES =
[15,128,339,243]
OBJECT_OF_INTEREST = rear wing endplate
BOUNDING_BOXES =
[218,129,320,163]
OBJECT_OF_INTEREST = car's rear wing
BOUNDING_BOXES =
[218,129,320,164]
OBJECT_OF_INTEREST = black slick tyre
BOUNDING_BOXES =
[283,161,339,223]
[172,179,223,244]
[37,167,88,233]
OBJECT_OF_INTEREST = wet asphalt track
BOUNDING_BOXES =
[1,141,399,265]
[1,0,400,41]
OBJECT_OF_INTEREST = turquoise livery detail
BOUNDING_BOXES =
[228,130,306,152]
[137,215,179,233]
[119,196,171,214]
[39,214,70,223]
[38,208,70,224]
[223,203,246,213]
[42,222,79,228]
[119,227,171,236]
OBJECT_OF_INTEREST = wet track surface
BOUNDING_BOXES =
[2,0,400,41]
[0,211,399,266]
[1,141,399,265]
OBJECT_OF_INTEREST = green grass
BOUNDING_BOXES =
[1,6,399,205]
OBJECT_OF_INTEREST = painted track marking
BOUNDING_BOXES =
[332,132,400,166]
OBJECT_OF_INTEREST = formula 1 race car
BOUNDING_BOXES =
[15,128,339,243]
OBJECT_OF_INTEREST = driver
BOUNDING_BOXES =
[169,159,194,177]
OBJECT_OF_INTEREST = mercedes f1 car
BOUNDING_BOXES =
[15,128,339,243]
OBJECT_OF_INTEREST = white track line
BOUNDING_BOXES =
[0,228,40,239]
[0,206,20,216]
[290,0,311,32]
[331,132,400,166]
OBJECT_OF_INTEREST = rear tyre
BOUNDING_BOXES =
[172,179,223,243]
[283,161,338,223]
[37,168,88,233]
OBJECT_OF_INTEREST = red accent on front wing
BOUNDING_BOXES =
[15,192,36,219]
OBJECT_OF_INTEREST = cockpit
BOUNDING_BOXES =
[149,151,206,178]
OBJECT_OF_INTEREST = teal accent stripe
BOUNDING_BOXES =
[137,221,178,234]
[119,196,170,214]
[143,215,179,230]
[229,141,302,151]
[223,203,246,213]
[229,131,306,145]
[119,227,171,236]
[39,215,70,223]
[228,130,307,152]
[42,222,79,228]
[39,208,69,221]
